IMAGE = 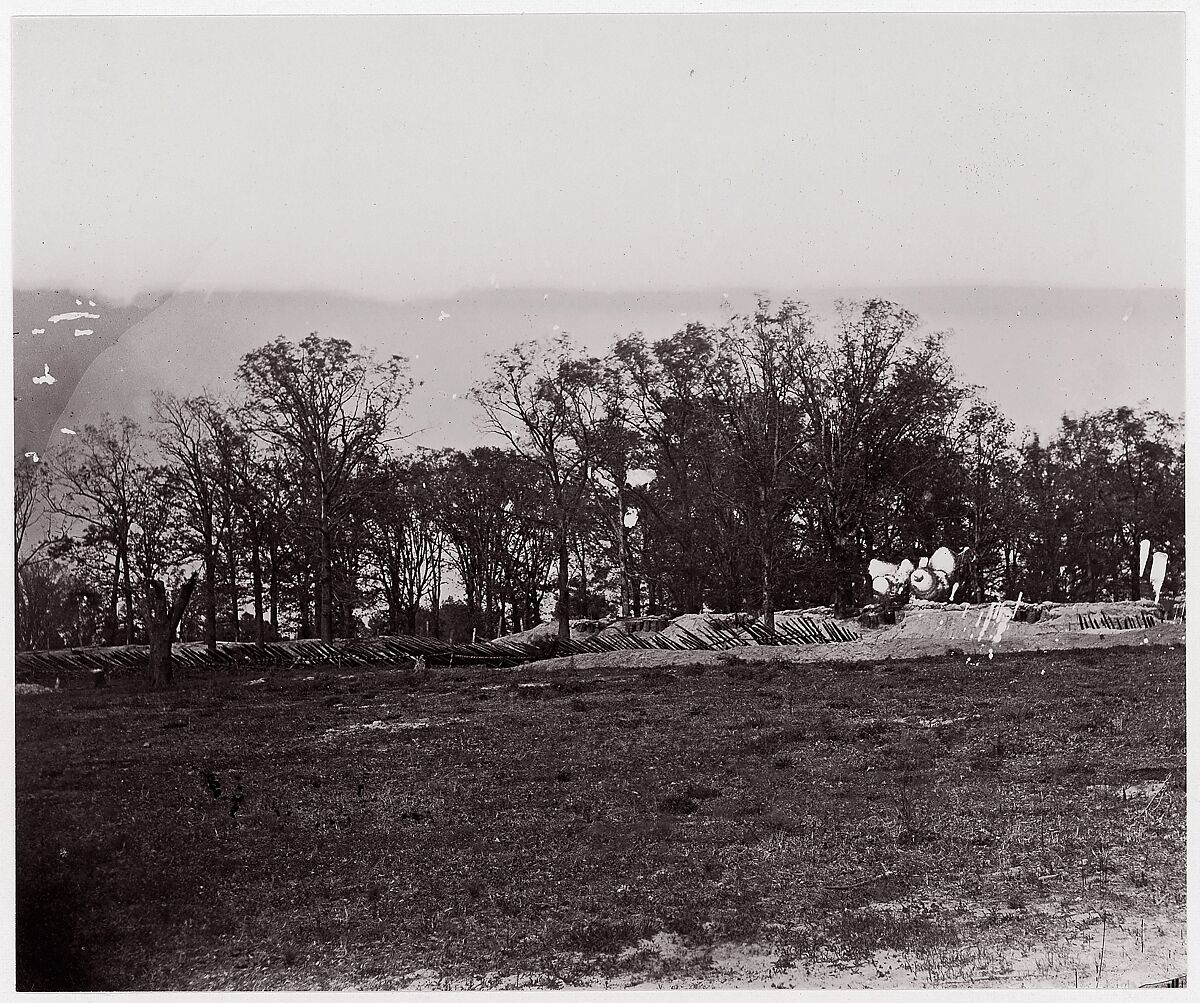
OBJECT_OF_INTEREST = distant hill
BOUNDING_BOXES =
[13,290,161,455]
[15,284,1184,463]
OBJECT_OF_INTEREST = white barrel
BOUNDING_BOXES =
[929,546,956,575]
[910,568,935,597]
[868,559,898,580]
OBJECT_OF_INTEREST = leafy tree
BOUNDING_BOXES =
[613,326,729,614]
[361,454,445,635]
[237,335,411,641]
[1046,407,1183,600]
[431,447,557,637]
[791,299,969,613]
[704,301,812,632]
[473,337,592,641]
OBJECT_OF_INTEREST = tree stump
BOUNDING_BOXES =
[141,573,199,689]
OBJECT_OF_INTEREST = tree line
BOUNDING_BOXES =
[15,298,1185,660]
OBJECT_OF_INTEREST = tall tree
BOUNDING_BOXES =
[474,336,593,641]
[791,299,969,613]
[52,417,146,644]
[560,352,645,618]
[153,393,226,654]
[704,301,812,632]
[614,326,731,614]
[15,455,68,647]
[361,454,445,635]
[128,462,199,686]
[236,335,411,641]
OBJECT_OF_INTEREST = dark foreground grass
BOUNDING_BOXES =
[16,646,1185,989]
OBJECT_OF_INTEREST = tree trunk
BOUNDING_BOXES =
[387,567,401,634]
[318,494,334,642]
[1130,545,1142,601]
[268,537,280,640]
[143,574,199,690]
[825,511,859,617]
[14,573,25,651]
[557,524,570,640]
[251,536,265,647]
[761,548,776,638]
[576,532,589,617]
[299,567,312,640]
[106,551,121,646]
[120,540,135,644]
[430,540,442,638]
[203,544,218,655]
[617,486,631,618]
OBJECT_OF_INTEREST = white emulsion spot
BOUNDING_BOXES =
[625,468,657,488]
[24,451,39,462]
[48,312,100,324]
[31,328,45,335]
[623,508,639,529]
[75,299,82,306]
[60,427,77,435]
[32,364,56,385]
[88,300,96,307]
[74,329,94,337]
[438,311,450,322]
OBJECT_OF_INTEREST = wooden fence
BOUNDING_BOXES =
[14,615,860,677]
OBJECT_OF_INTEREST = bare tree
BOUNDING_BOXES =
[53,417,146,644]
[128,463,199,687]
[153,393,226,653]
[14,455,69,648]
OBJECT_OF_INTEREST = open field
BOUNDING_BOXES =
[16,643,1186,990]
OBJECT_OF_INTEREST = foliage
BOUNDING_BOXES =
[18,304,1185,664]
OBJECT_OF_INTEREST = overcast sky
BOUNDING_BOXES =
[12,13,1184,302]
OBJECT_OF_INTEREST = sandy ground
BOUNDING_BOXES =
[579,902,1187,990]
[393,902,1186,991]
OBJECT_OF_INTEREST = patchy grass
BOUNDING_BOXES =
[15,646,1185,990]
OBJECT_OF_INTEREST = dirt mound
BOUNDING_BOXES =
[494,618,613,646]
[595,617,672,639]
[518,607,1183,674]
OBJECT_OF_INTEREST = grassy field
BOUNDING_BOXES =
[15,644,1186,989]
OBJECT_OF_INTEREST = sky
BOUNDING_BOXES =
[11,13,1185,302]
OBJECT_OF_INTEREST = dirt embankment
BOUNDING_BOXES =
[517,601,1183,673]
